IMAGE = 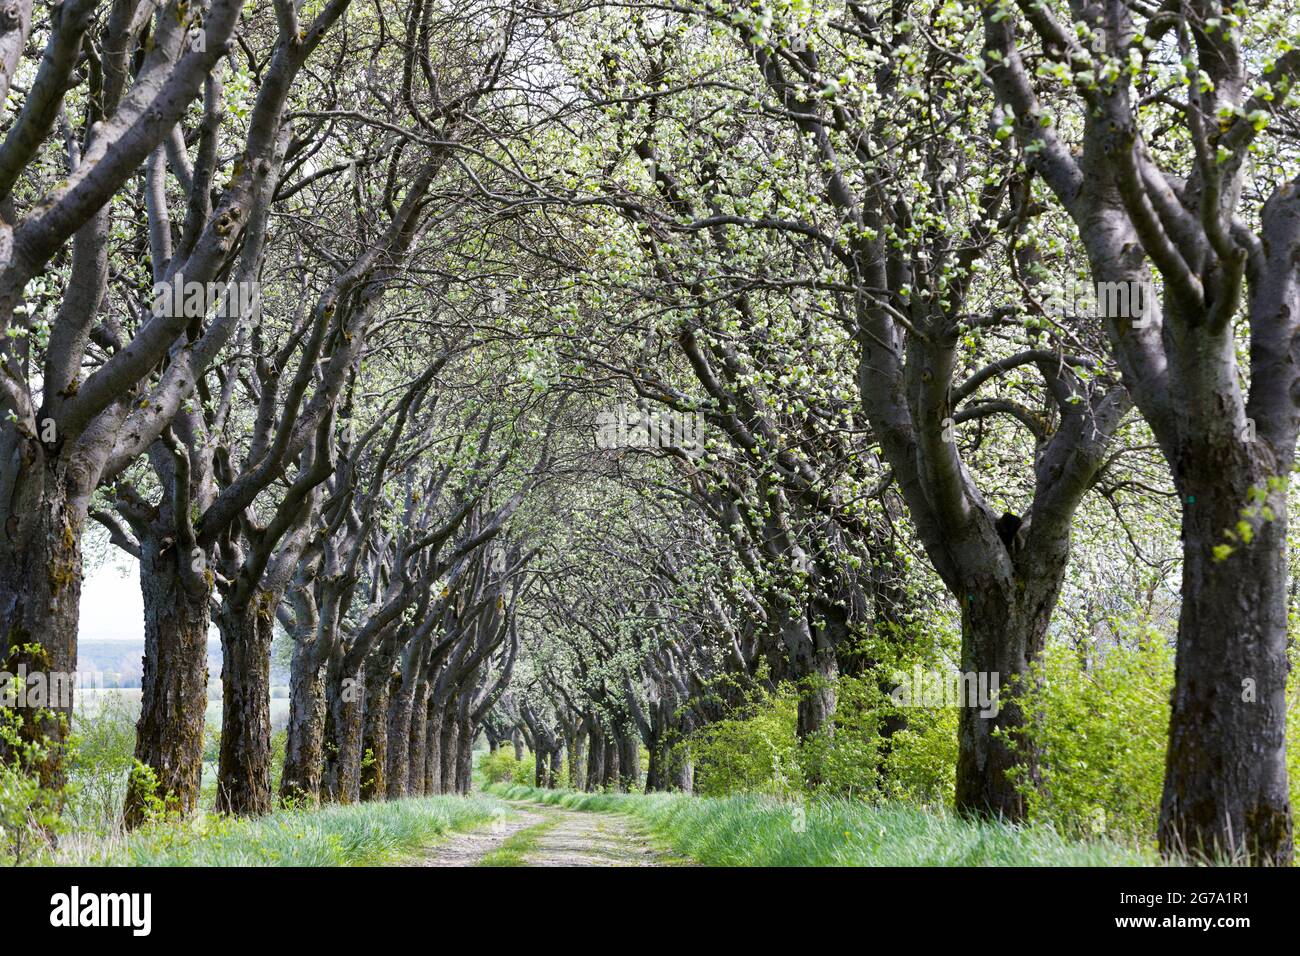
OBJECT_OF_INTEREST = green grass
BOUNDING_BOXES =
[477,817,558,867]
[487,783,1167,866]
[44,795,507,867]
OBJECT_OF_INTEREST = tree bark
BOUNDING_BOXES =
[644,728,666,793]
[952,575,1059,819]
[125,532,210,824]
[425,704,444,795]
[673,745,694,793]
[547,745,562,793]
[214,592,276,816]
[1158,466,1293,863]
[405,681,430,798]
[534,745,550,788]
[616,733,639,792]
[584,724,605,791]
[322,660,364,804]
[456,715,474,794]
[386,677,418,800]
[793,620,837,743]
[601,736,619,790]
[359,670,391,802]
[0,476,85,788]
[440,708,459,794]
[568,728,586,789]
[280,639,326,806]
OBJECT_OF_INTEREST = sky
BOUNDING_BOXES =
[81,558,145,643]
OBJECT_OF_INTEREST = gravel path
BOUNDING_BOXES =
[409,801,673,867]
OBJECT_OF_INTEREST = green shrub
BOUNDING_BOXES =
[1,707,70,864]
[66,692,138,835]
[797,677,877,798]
[1003,625,1173,841]
[478,747,534,786]
[689,684,802,797]
[687,668,957,804]
[877,694,958,808]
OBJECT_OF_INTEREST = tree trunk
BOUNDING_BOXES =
[359,670,391,802]
[456,716,474,794]
[511,727,524,762]
[322,660,364,804]
[280,640,326,806]
[585,725,605,791]
[786,610,837,741]
[616,733,639,792]
[1158,469,1293,864]
[385,675,417,800]
[215,592,276,816]
[644,729,666,792]
[534,744,549,787]
[0,477,85,789]
[406,681,429,797]
[548,746,562,792]
[425,705,444,795]
[601,736,619,790]
[440,710,459,794]
[568,730,586,789]
[952,581,1055,820]
[125,533,210,825]
[673,744,694,793]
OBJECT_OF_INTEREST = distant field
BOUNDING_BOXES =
[76,686,293,730]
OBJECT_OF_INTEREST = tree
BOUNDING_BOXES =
[979,0,1297,863]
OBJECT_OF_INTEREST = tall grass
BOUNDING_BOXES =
[45,795,506,867]
[487,783,1166,866]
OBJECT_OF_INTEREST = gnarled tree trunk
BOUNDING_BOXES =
[322,660,364,804]
[280,640,326,805]
[440,708,459,794]
[126,532,210,824]
[0,475,86,789]
[405,681,430,798]
[1159,459,1293,862]
[456,715,474,794]
[359,670,392,802]
[215,592,277,815]
[584,724,605,791]
[424,704,444,795]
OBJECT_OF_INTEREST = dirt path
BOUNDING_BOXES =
[408,801,675,867]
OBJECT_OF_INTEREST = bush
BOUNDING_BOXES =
[1,708,70,864]
[689,684,802,797]
[687,666,958,804]
[1003,624,1173,841]
[478,747,533,786]
[877,694,959,808]
[65,692,138,835]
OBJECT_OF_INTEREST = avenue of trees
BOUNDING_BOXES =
[0,0,1297,866]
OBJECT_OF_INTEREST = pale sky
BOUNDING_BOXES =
[80,558,145,643]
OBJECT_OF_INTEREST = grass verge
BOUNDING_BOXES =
[44,795,507,867]
[486,783,1164,866]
